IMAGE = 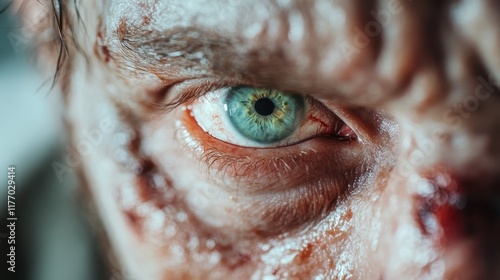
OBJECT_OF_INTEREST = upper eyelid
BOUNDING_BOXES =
[142,79,364,145]
[158,79,312,112]
[152,79,233,112]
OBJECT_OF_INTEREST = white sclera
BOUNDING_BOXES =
[190,88,334,148]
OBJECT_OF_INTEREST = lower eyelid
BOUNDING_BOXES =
[179,108,363,193]
[174,105,372,234]
[244,175,356,235]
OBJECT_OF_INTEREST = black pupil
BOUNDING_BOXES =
[254,98,275,116]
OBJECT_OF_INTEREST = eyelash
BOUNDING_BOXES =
[176,110,364,233]
[167,81,362,232]
[177,93,357,187]
[189,88,354,148]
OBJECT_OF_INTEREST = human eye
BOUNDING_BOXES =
[166,83,370,234]
[189,86,355,148]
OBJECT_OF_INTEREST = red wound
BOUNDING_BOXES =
[415,167,500,247]
[415,169,467,246]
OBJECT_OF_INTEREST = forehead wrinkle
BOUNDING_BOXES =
[120,26,236,65]
[103,1,281,81]
[104,0,377,101]
[103,1,265,78]
[110,4,294,62]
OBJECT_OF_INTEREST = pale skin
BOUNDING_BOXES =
[17,0,500,279]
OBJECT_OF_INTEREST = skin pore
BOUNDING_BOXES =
[18,0,500,279]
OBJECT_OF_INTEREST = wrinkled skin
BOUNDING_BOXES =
[19,0,500,279]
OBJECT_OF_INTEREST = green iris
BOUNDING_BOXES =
[225,87,305,143]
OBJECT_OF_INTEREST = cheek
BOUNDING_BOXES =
[355,169,484,279]
[67,97,254,278]
[364,175,439,279]
[140,110,245,234]
[106,102,370,278]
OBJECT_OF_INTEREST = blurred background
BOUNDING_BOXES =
[0,4,108,280]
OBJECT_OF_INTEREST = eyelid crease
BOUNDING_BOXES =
[156,79,234,112]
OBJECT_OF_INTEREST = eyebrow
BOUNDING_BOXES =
[116,23,312,93]
[112,19,341,112]
[116,22,300,88]
[104,1,380,108]
[119,26,236,64]
[110,25,249,109]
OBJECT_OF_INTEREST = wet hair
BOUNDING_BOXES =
[1,0,84,90]
[52,0,69,87]
[52,0,88,91]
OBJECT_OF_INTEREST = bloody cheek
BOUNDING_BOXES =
[415,167,500,247]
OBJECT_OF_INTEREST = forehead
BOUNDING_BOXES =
[103,0,354,60]
[99,0,408,103]
[104,0,352,34]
